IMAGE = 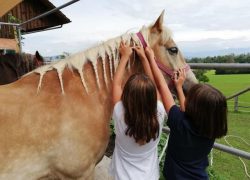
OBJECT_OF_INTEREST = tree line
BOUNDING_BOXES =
[187,53,250,75]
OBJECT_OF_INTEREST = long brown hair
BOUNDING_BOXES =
[185,84,228,139]
[121,73,159,144]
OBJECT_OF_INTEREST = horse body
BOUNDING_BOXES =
[0,60,112,179]
[0,12,197,179]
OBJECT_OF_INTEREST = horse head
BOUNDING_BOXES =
[139,10,198,93]
[34,50,44,67]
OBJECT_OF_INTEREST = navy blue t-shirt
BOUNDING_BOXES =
[163,105,215,180]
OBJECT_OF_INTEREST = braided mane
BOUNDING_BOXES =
[26,27,148,94]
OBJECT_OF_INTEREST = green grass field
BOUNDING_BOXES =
[205,71,250,180]
[206,71,250,112]
[159,71,250,180]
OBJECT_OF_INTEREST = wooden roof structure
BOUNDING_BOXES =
[0,0,22,17]
[0,0,71,38]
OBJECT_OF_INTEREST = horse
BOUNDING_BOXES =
[0,11,197,180]
[0,51,44,85]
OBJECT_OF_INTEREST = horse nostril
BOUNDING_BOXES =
[167,47,178,55]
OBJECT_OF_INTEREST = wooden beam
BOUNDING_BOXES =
[0,38,19,52]
[0,0,23,17]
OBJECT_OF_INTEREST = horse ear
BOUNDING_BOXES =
[151,10,165,33]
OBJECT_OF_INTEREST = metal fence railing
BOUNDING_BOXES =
[162,127,250,160]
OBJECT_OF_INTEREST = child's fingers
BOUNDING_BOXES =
[120,41,124,48]
[133,46,144,52]
[132,46,139,52]
[173,71,178,81]
[179,68,183,77]
[182,69,186,78]
[146,47,152,53]
[133,46,140,50]
[178,68,185,79]
[121,40,129,48]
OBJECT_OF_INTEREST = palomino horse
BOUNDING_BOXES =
[0,12,197,179]
[0,51,44,85]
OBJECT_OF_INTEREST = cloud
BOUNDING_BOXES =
[173,29,250,41]
[22,0,250,57]
[178,38,250,58]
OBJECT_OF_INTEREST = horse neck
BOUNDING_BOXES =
[33,32,142,95]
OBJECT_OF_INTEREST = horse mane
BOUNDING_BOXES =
[25,25,172,94]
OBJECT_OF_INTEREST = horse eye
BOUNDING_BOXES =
[167,47,178,55]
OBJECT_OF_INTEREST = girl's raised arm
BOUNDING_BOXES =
[145,47,175,113]
[174,69,186,112]
[133,46,161,100]
[112,41,132,106]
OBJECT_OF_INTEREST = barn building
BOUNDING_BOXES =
[0,0,70,53]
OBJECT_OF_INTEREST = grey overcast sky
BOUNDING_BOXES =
[22,0,250,57]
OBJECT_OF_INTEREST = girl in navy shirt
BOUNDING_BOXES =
[145,46,228,180]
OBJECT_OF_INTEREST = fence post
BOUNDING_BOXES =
[234,96,238,112]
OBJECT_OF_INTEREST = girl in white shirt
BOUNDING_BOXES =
[110,41,166,180]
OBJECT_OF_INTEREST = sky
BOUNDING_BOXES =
[22,0,250,58]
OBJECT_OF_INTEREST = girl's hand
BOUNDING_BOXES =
[133,46,146,58]
[173,68,186,89]
[119,41,132,59]
[145,47,155,61]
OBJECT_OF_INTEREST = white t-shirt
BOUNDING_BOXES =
[109,101,166,180]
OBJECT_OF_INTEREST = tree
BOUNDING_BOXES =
[193,70,209,83]
[7,13,23,51]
